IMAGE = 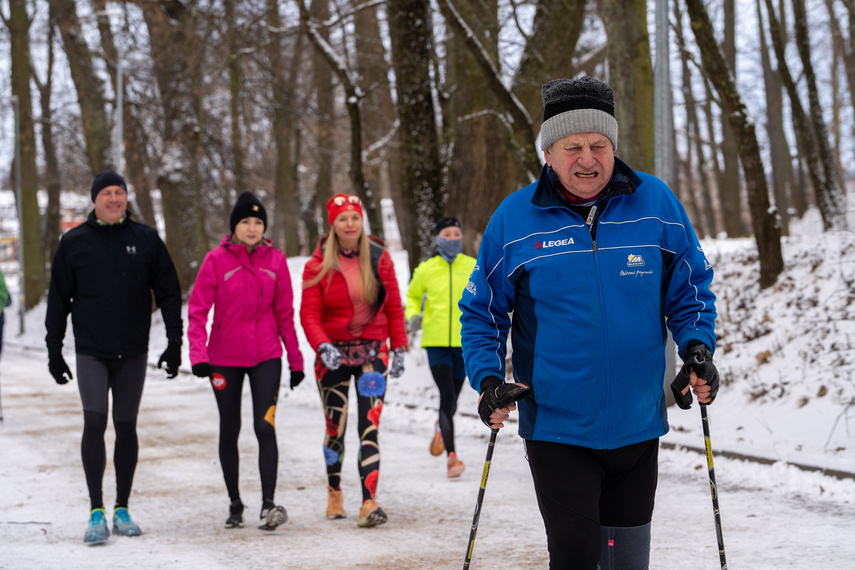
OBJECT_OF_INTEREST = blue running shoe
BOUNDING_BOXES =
[112,507,142,536]
[83,508,110,544]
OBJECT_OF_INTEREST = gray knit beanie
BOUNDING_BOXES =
[540,76,618,152]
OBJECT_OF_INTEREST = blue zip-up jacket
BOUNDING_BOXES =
[459,160,716,450]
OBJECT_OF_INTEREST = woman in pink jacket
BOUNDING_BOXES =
[188,192,303,531]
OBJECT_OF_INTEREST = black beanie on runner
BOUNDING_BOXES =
[229,191,267,233]
[90,171,127,202]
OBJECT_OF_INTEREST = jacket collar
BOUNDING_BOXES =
[86,209,131,230]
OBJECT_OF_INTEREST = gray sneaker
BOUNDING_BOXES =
[258,503,288,531]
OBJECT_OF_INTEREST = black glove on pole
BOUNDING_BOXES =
[670,342,719,409]
[477,377,532,428]
[48,353,74,385]
[191,362,214,380]
[157,338,182,379]
[290,369,305,389]
[464,377,531,569]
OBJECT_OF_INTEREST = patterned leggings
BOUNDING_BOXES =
[317,358,387,502]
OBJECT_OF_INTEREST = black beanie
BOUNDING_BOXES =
[229,191,267,233]
[435,216,461,235]
[91,170,127,202]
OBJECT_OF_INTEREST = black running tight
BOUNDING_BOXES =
[425,347,466,454]
[210,358,282,503]
[76,353,147,510]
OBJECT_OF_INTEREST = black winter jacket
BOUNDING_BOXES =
[45,211,183,359]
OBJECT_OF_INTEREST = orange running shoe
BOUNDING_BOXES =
[447,452,465,478]
[429,420,445,456]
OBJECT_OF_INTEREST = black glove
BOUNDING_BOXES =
[290,369,305,389]
[671,342,719,409]
[478,377,532,428]
[318,343,342,371]
[192,362,214,380]
[157,338,182,379]
[48,352,73,385]
[389,348,405,378]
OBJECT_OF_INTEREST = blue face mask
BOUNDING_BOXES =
[436,236,463,263]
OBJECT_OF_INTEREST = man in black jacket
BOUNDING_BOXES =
[45,170,183,544]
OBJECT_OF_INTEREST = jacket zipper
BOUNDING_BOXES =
[448,260,453,346]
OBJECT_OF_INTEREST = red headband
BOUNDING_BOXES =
[326,194,363,227]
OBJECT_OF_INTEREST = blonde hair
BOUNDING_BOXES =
[303,231,379,304]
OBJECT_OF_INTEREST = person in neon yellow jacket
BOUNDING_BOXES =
[405,217,476,478]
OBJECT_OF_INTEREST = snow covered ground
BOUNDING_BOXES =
[1,210,855,569]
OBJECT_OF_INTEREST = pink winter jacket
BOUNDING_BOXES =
[188,236,303,370]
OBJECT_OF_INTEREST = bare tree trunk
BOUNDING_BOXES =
[226,0,245,195]
[438,0,536,257]
[306,0,334,244]
[387,0,443,268]
[513,0,587,128]
[5,0,46,308]
[686,0,783,288]
[827,0,855,121]
[601,0,655,173]
[267,0,301,255]
[34,4,61,267]
[49,0,112,174]
[702,79,725,236]
[675,3,710,237]
[765,0,846,231]
[92,0,155,226]
[435,0,540,181]
[756,0,793,235]
[792,0,847,230]
[717,0,747,238]
[300,4,379,236]
[352,0,400,214]
[139,1,206,294]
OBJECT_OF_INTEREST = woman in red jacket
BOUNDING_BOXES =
[188,192,303,531]
[300,193,407,528]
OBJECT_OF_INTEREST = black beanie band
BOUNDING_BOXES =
[229,191,267,234]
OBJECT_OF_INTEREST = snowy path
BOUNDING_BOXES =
[2,345,855,569]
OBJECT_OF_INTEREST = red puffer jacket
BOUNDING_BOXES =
[300,235,407,352]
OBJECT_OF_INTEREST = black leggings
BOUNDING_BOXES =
[318,358,386,502]
[525,438,659,570]
[76,353,148,510]
[425,347,466,454]
[210,359,282,503]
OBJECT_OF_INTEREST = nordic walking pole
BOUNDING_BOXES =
[701,403,727,569]
[463,384,530,569]
[463,428,498,569]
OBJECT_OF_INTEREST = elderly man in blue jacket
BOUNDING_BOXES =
[459,76,719,569]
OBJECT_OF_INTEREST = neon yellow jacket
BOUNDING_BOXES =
[405,253,476,348]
